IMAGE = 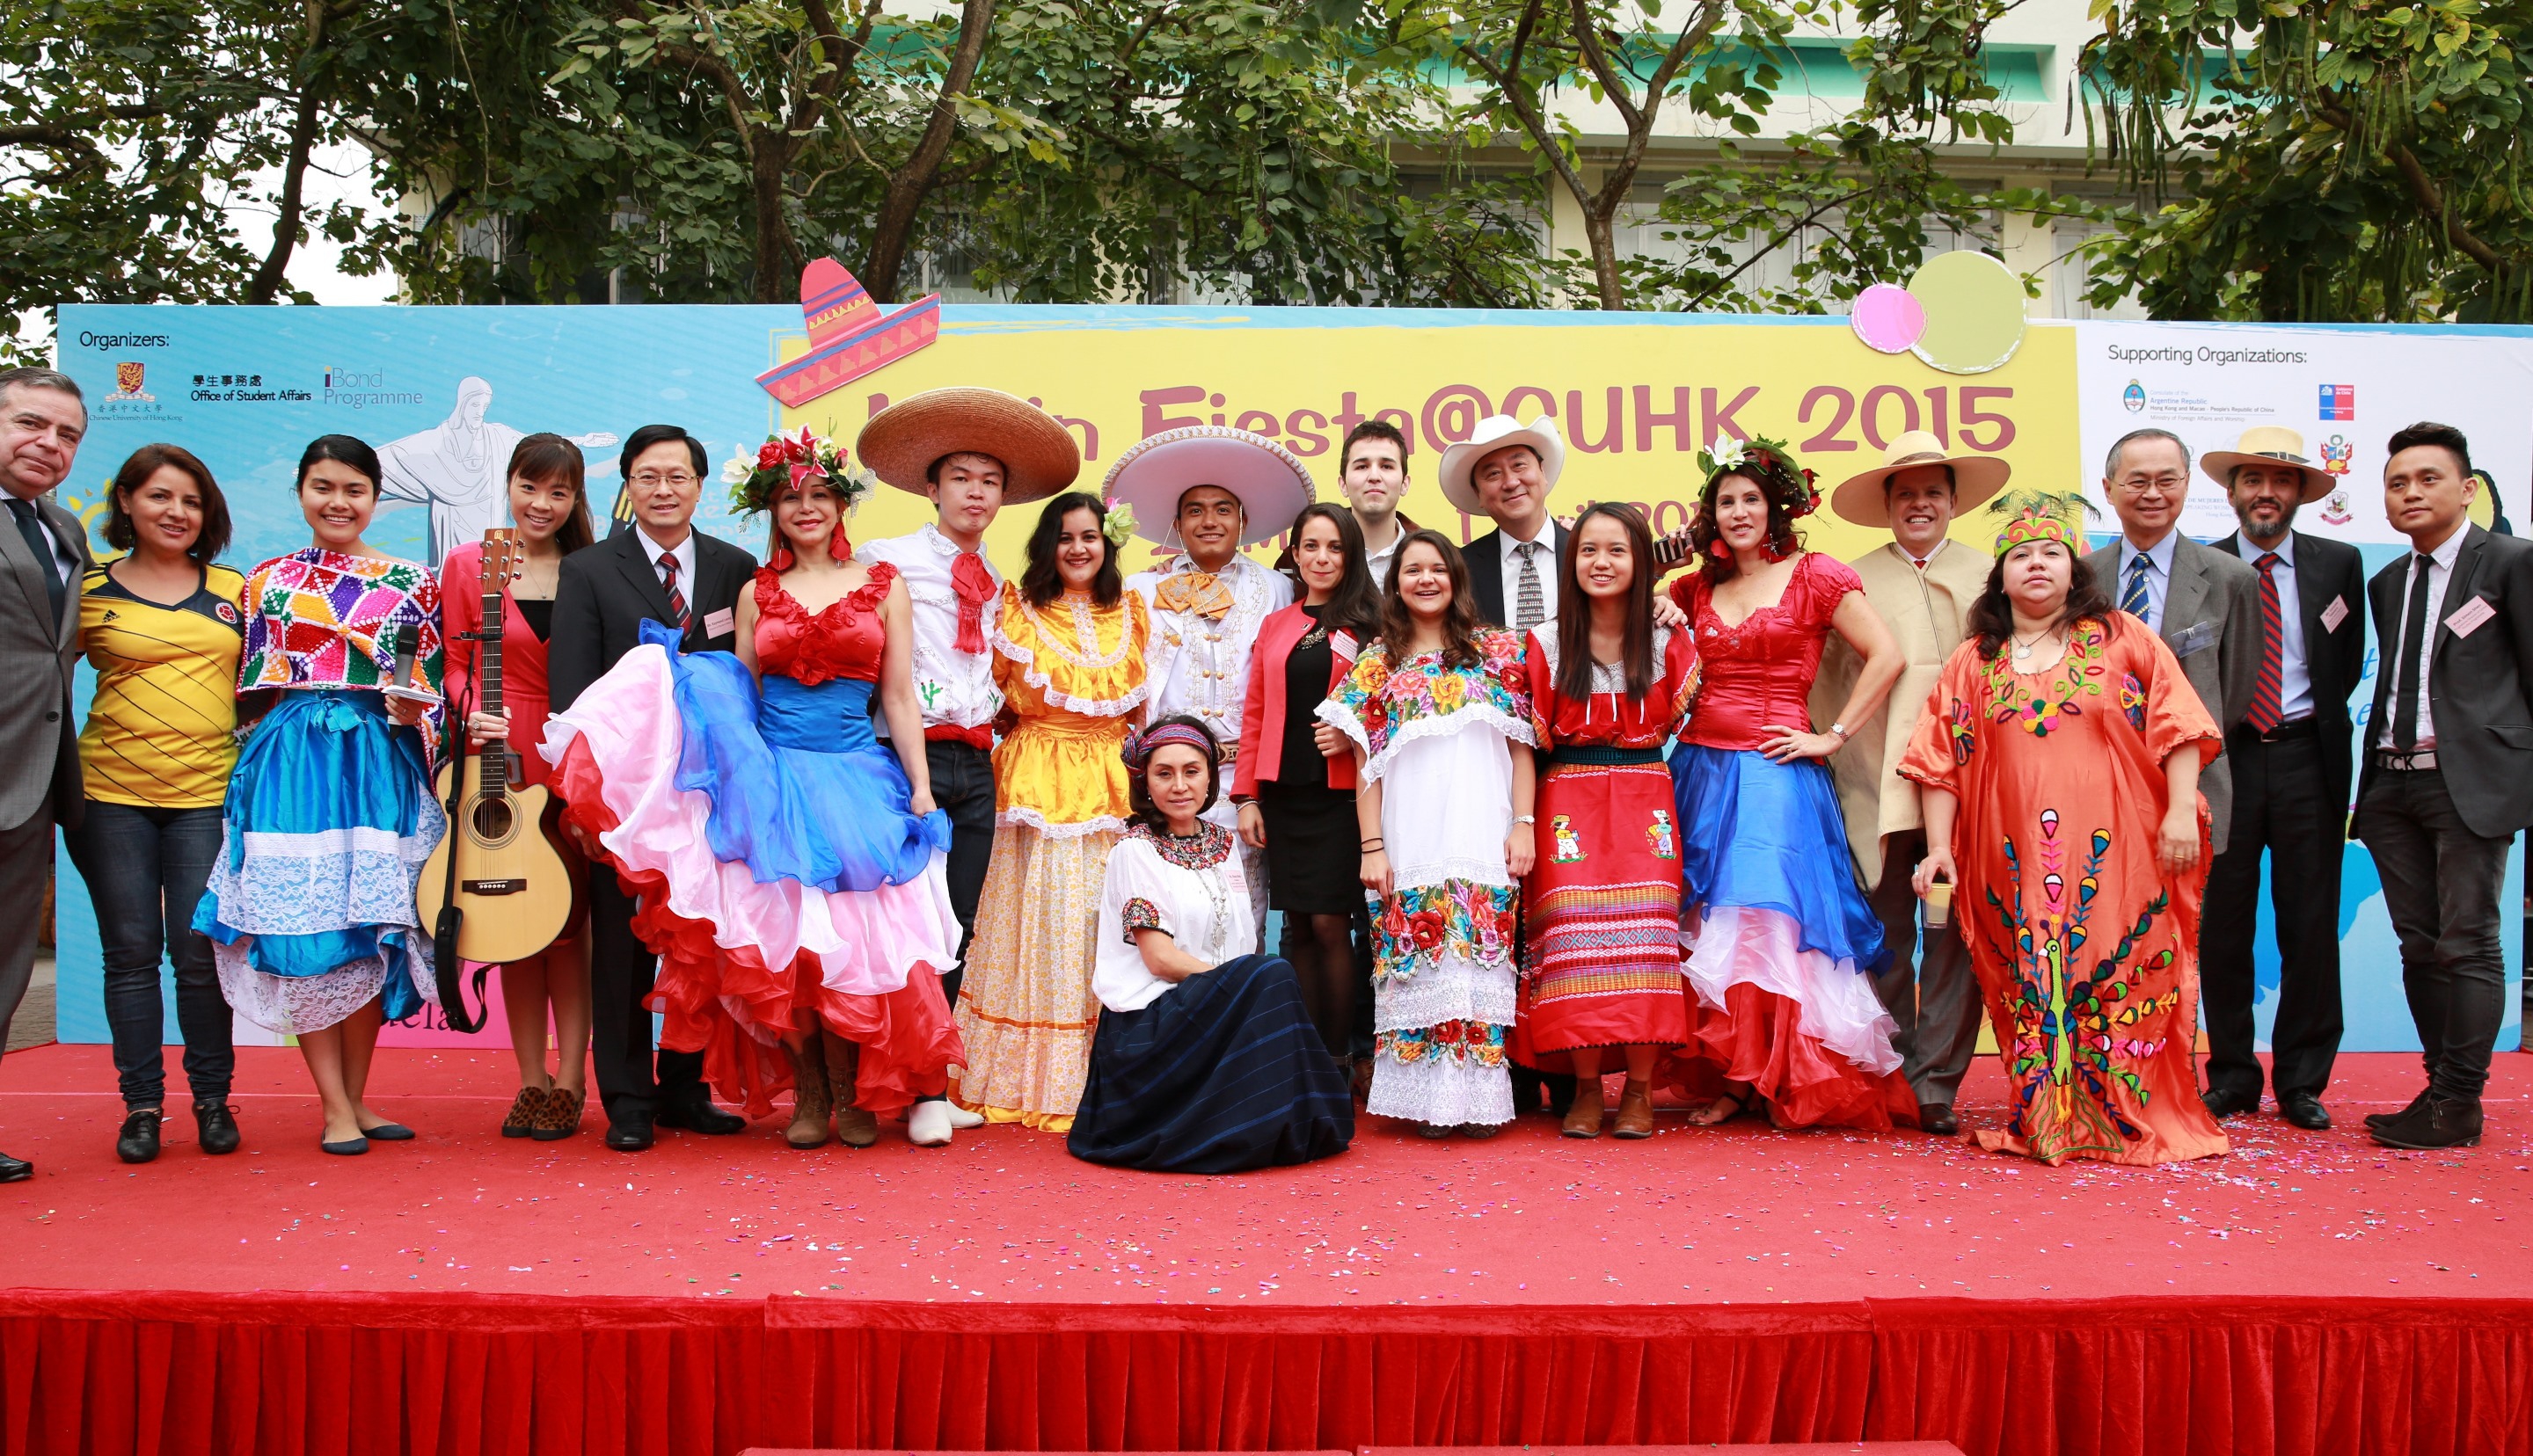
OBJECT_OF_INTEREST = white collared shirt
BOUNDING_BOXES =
[2376,522,2468,751]
[1360,516,1406,590]
[1499,524,1558,629]
[1128,552,1292,751]
[2116,530,2179,634]
[858,521,1004,732]
[2230,529,2313,724]
[632,524,697,601]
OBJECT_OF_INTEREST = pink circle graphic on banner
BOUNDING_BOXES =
[1850,284,1926,353]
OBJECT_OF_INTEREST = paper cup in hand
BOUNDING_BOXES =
[1923,880,1953,929]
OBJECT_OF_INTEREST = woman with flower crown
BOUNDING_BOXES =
[952,491,1150,1131]
[540,429,967,1149]
[1898,493,2226,1166]
[1666,436,1915,1131]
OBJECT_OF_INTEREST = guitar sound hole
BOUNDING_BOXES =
[469,797,517,845]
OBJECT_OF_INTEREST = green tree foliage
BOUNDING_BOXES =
[2082,0,2533,323]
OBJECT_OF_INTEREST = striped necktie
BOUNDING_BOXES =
[2245,552,2286,733]
[2121,554,2152,624]
[659,550,691,634]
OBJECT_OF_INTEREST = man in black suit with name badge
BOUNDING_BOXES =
[2201,428,2368,1131]
[2354,421,2533,1151]
[550,425,755,1151]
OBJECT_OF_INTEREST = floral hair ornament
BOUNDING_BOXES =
[1988,489,2099,557]
[722,427,877,518]
[1695,432,1821,519]
[1100,499,1138,550]
[1121,719,1218,772]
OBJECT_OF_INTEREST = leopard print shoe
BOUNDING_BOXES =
[500,1086,549,1139]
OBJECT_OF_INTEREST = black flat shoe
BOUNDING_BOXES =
[358,1122,415,1142]
[1918,1103,1960,1137]
[2200,1087,2259,1119]
[2279,1093,2332,1132]
[0,1150,32,1183]
[320,1135,369,1156]
[116,1107,164,1164]
[2371,1096,2481,1151]
[605,1107,656,1152]
[193,1100,242,1155]
[656,1097,746,1135]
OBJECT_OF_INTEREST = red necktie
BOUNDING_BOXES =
[951,551,995,655]
[2246,551,2284,733]
[660,551,691,634]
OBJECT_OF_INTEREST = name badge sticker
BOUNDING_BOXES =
[2447,594,2498,639]
[704,607,736,638]
[2319,595,2349,633]
[1332,630,1359,663]
[2171,620,2218,658]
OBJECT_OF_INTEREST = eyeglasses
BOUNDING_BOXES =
[630,471,698,488]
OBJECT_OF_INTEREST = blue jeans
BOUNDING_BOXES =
[65,800,235,1108]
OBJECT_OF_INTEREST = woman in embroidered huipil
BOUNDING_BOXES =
[1899,493,2227,1166]
[193,435,446,1154]
[540,433,965,1150]
[1321,530,1537,1138]
[1515,504,1703,1139]
[953,492,1150,1131]
[1069,717,1353,1173]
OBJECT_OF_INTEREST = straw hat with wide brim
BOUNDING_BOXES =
[1829,430,2012,528]
[854,387,1082,505]
[2201,425,2336,503]
[1099,426,1315,547]
[1436,414,1566,517]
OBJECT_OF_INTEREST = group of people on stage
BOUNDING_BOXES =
[3,353,2526,1186]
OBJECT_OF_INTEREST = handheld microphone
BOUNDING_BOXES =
[390,622,421,693]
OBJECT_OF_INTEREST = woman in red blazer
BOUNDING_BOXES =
[1235,503,1383,1070]
[440,434,597,1141]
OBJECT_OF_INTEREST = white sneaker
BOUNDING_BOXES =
[944,1101,984,1129]
[908,1100,954,1147]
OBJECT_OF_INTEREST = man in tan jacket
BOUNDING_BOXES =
[1810,433,2005,1136]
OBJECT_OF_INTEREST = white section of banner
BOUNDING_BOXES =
[2074,322,2533,546]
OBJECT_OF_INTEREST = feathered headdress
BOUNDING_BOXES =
[722,427,876,517]
[1696,433,1821,518]
[1988,490,2099,557]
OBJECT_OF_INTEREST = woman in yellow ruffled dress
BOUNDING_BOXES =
[953,492,1150,1129]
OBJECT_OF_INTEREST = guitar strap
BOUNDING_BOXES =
[432,661,495,1034]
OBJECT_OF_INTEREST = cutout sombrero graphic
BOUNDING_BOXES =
[755,259,942,408]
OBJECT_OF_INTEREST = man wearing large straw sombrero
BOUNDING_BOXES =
[2199,425,2367,1132]
[857,387,1082,1144]
[1107,425,1311,935]
[1808,431,2006,1137]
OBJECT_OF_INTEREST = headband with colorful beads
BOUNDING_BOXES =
[1989,491,2097,557]
[1121,719,1219,772]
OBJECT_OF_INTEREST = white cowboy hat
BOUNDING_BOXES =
[1099,426,1315,547]
[1436,414,1566,517]
[855,387,1082,505]
[2201,425,2335,503]
[1828,430,2012,528]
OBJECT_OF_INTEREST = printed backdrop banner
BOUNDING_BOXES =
[47,303,2528,1058]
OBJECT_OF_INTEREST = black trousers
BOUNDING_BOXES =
[2361,764,2513,1103]
[1865,831,1982,1110]
[923,739,997,1008]
[588,870,704,1121]
[2202,729,2345,1102]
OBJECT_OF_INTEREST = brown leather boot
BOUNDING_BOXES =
[1612,1079,1654,1139]
[825,1033,880,1147]
[1561,1075,1606,1138]
[782,1040,829,1148]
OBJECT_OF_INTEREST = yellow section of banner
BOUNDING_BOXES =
[772,313,2080,570]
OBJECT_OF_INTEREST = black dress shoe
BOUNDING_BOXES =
[116,1107,164,1164]
[2279,1093,2332,1131]
[2365,1088,2431,1132]
[0,1150,32,1183]
[656,1096,746,1135]
[605,1107,656,1151]
[2371,1096,2482,1150]
[193,1100,242,1155]
[2200,1087,2259,1119]
[1918,1103,1960,1137]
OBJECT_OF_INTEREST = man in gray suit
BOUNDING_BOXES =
[2086,428,2260,855]
[0,367,94,1184]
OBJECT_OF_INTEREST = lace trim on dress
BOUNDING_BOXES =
[1318,700,1537,784]
[996,805,1130,837]
[990,593,1149,719]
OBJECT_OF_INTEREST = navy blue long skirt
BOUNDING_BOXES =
[1069,956,1354,1174]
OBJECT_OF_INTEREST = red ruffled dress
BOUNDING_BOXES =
[544,565,965,1118]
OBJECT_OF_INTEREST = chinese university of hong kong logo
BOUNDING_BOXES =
[106,361,155,404]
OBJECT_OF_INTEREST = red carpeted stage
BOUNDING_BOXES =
[4,1043,2529,1456]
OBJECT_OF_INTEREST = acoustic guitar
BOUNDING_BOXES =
[419,528,578,967]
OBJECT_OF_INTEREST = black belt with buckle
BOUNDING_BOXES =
[2247,717,2318,744]
[2372,748,2438,772]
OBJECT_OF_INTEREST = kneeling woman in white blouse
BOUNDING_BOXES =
[1068,716,1354,1173]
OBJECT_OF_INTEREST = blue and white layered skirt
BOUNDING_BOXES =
[193,689,444,1035]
